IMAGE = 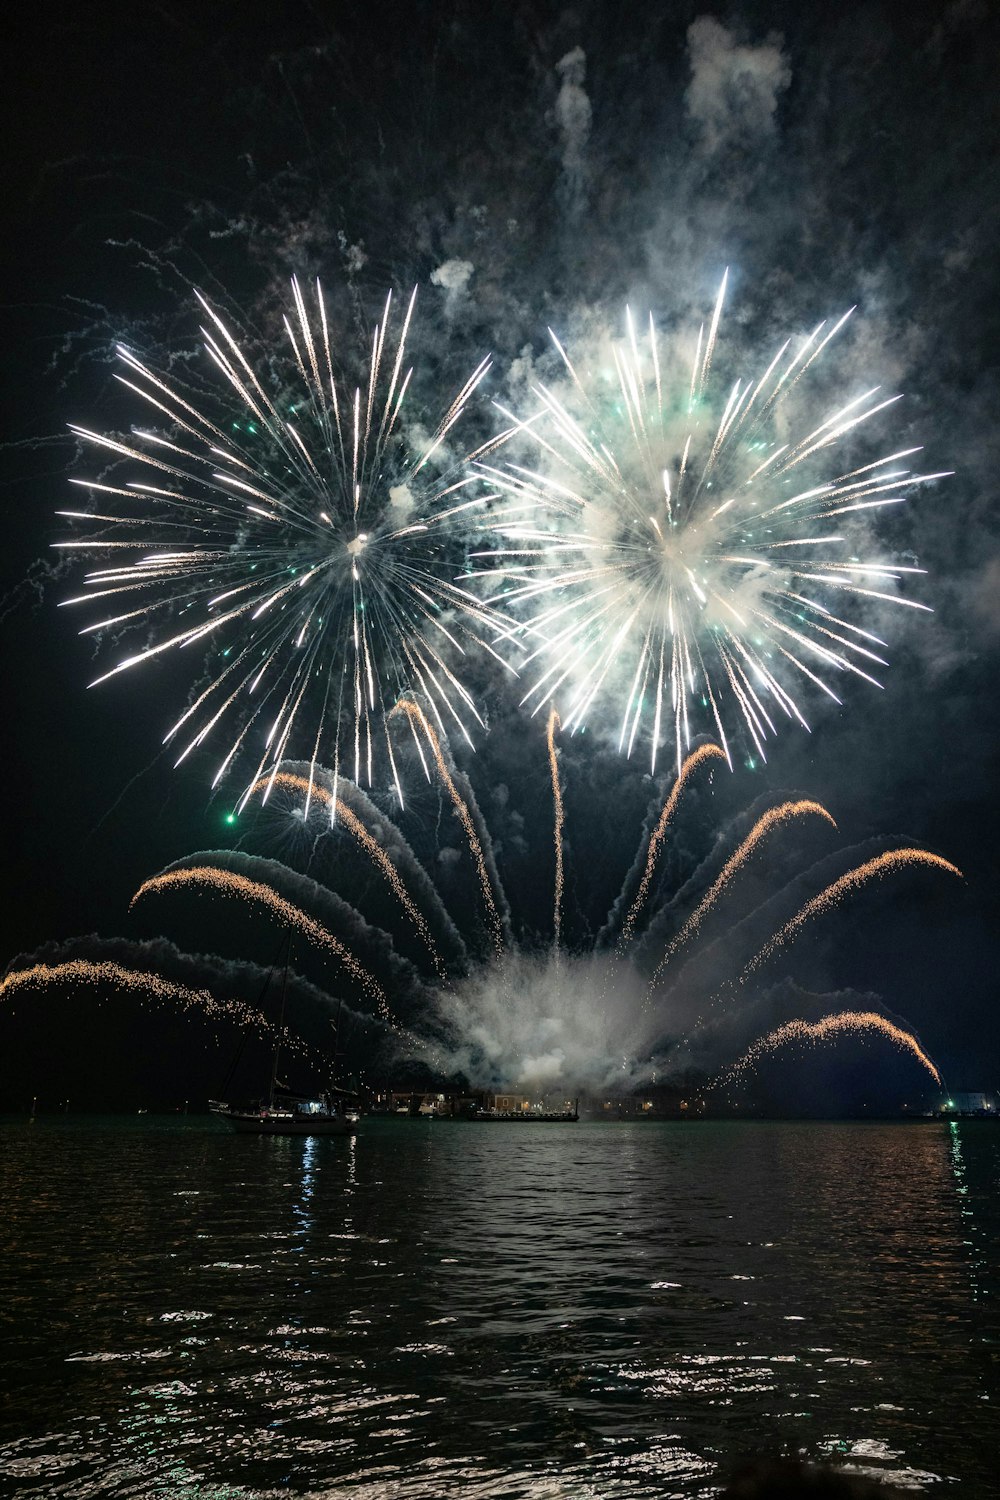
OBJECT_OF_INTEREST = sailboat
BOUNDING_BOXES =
[209,935,359,1137]
[210,1088,358,1136]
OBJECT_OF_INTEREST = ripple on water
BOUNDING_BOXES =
[0,1117,996,1497]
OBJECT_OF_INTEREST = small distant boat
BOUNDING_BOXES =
[210,933,358,1137]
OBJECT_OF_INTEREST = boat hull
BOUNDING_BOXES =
[221,1112,357,1136]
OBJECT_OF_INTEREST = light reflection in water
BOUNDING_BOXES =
[948,1121,989,1310]
[0,1117,996,1498]
[293,1134,317,1239]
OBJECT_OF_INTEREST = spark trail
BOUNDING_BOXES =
[719,1010,942,1089]
[130,866,394,1024]
[0,958,303,1048]
[619,741,725,949]
[477,277,946,773]
[18,737,958,1100]
[59,279,501,805]
[228,739,955,1100]
[250,771,447,978]
[743,848,963,977]
[391,698,505,956]
[650,798,838,985]
[547,708,565,951]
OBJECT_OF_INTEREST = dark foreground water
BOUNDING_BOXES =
[1,1117,996,1498]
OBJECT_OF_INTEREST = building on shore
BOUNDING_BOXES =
[936,1090,997,1117]
[364,1078,710,1119]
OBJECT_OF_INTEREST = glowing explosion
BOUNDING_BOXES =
[36,276,960,1101]
[58,280,503,809]
[109,719,957,1098]
[476,273,948,772]
[59,276,947,799]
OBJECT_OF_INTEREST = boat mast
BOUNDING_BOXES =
[269,929,293,1109]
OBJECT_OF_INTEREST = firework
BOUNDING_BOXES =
[1,957,220,1014]
[719,1010,942,1089]
[474,276,948,772]
[742,847,963,977]
[250,771,447,978]
[0,956,333,1072]
[619,740,725,949]
[390,698,506,956]
[649,798,838,985]
[12,739,955,1099]
[130,866,394,1024]
[193,728,951,1097]
[546,707,565,950]
[58,280,503,808]
[0,957,310,1050]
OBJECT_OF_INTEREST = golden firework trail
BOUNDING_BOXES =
[472,276,948,773]
[249,770,447,979]
[743,848,963,977]
[619,741,725,949]
[1,958,218,1013]
[0,958,317,1054]
[130,865,395,1026]
[391,699,505,956]
[546,708,565,952]
[720,1010,942,1089]
[58,280,504,805]
[650,798,837,985]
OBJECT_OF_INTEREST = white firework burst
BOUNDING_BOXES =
[473,273,947,772]
[58,279,504,811]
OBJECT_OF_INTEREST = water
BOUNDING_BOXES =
[1,1117,996,1498]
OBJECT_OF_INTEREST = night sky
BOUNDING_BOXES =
[2,0,998,1101]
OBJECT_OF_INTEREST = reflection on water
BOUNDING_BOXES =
[1,1118,996,1497]
[293,1134,318,1240]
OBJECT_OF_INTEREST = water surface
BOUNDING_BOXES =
[1,1117,996,1497]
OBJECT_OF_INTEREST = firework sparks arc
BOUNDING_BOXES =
[249,771,448,980]
[718,1010,942,1089]
[0,956,318,1048]
[390,698,506,957]
[650,798,838,986]
[742,848,964,978]
[1,958,222,1015]
[619,741,726,950]
[130,865,395,1026]
[0,957,329,1066]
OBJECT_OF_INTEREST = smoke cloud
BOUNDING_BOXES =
[685,17,791,155]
